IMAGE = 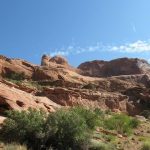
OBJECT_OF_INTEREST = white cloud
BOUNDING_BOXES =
[111,40,150,53]
[50,42,104,56]
[51,51,69,56]
[48,40,150,57]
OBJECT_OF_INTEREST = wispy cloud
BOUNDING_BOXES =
[131,23,137,33]
[110,40,150,53]
[51,50,69,56]
[50,42,104,56]
[49,40,150,56]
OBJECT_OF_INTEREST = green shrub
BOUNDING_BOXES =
[45,107,99,150]
[82,83,98,90]
[93,108,105,127]
[104,109,112,115]
[129,117,140,128]
[0,107,100,150]
[104,114,139,135]
[71,107,101,130]
[102,134,116,142]
[94,108,105,118]
[6,72,26,81]
[0,108,47,150]
[140,110,150,119]
[141,142,150,150]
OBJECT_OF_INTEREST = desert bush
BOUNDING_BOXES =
[0,107,100,150]
[6,72,26,81]
[82,83,98,90]
[140,110,150,119]
[45,107,100,150]
[0,108,47,150]
[129,117,140,128]
[104,109,112,115]
[104,114,139,135]
[94,108,105,125]
[71,107,101,130]
[102,134,116,142]
[141,142,150,150]
[94,108,104,117]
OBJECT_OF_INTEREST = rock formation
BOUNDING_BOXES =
[49,55,69,66]
[41,54,51,66]
[0,55,35,79]
[41,54,69,67]
[78,57,150,77]
[0,54,149,119]
[0,81,61,116]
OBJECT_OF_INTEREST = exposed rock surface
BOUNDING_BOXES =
[41,54,69,67]
[49,55,69,66]
[37,86,129,112]
[0,81,61,116]
[41,54,51,66]
[0,55,35,79]
[0,54,150,116]
[78,57,150,77]
[0,116,6,125]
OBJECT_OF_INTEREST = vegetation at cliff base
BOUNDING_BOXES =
[0,107,142,150]
[6,72,26,81]
[0,107,101,150]
[104,113,140,135]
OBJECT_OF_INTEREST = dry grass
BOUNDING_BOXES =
[3,143,27,150]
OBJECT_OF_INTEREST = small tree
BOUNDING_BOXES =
[45,108,92,150]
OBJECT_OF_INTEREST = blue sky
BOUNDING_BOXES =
[0,0,150,66]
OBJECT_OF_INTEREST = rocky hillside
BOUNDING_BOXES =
[0,54,150,121]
